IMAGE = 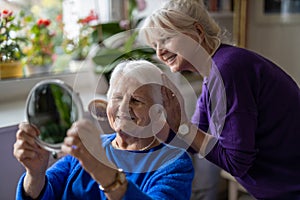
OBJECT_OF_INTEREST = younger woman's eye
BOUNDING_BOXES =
[160,37,170,45]
[152,42,157,49]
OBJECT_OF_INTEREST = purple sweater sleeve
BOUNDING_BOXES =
[195,46,261,177]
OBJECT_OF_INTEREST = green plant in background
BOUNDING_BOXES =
[92,0,156,81]
[63,10,98,61]
[0,9,27,62]
[24,18,54,66]
[93,31,156,81]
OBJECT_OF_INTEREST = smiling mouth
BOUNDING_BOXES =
[116,115,135,121]
[165,55,176,65]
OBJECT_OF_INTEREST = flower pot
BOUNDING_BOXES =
[26,64,52,76]
[0,62,23,79]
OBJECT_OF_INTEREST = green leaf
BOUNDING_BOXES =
[123,31,138,52]
[92,48,124,66]
[100,22,124,41]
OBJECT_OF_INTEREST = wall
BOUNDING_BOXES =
[0,125,25,200]
[247,1,300,85]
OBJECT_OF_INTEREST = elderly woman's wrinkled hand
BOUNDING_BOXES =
[61,119,111,176]
[13,122,50,177]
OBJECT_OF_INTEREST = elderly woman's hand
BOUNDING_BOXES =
[13,122,50,177]
[161,74,189,133]
[61,119,114,179]
[62,119,127,199]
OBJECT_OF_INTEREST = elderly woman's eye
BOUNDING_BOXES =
[131,97,143,104]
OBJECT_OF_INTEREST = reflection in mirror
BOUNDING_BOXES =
[25,79,83,152]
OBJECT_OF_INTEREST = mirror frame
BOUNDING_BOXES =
[25,79,84,152]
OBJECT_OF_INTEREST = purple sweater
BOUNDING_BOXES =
[192,44,300,199]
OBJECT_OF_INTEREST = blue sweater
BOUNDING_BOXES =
[16,133,194,200]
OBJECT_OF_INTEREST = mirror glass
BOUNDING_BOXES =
[25,79,83,152]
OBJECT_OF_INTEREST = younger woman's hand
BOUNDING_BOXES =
[161,74,189,132]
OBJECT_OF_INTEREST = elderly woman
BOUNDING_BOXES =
[140,0,300,199]
[13,60,194,200]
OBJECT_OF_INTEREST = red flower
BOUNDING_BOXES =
[56,14,62,22]
[1,9,13,19]
[78,10,98,24]
[43,19,51,26]
[37,19,51,27]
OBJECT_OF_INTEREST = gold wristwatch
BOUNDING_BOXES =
[99,168,127,193]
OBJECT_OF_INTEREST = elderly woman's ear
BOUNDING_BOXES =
[87,99,114,134]
[88,99,108,121]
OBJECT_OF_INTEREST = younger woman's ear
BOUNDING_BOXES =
[194,22,205,39]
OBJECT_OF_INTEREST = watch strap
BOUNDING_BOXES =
[99,168,126,193]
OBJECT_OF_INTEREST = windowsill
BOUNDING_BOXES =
[0,69,108,128]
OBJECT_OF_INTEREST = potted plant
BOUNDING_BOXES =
[93,31,156,81]
[92,0,156,84]
[63,10,98,71]
[0,9,26,79]
[24,18,55,75]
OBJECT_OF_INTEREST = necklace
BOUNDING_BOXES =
[112,137,158,151]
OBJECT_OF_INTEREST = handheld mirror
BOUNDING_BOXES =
[25,79,84,153]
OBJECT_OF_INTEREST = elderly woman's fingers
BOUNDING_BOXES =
[61,142,81,157]
[62,129,82,155]
[14,146,37,161]
[13,123,50,174]
[63,133,82,150]
[14,135,39,152]
[18,122,40,137]
[63,119,110,171]
[62,120,93,157]
[13,139,48,167]
[16,129,40,148]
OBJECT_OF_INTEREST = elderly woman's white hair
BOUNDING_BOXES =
[107,59,164,103]
[139,0,224,53]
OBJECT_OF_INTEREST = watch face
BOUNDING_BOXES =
[118,171,126,184]
[178,123,189,136]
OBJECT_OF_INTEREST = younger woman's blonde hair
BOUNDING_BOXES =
[139,0,223,52]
